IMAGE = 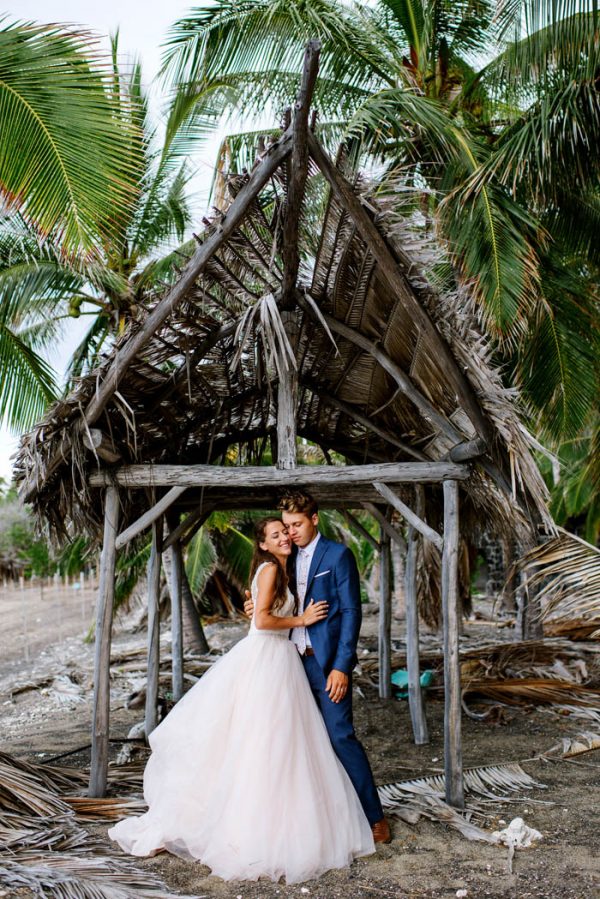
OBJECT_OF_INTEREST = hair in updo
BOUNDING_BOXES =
[249,517,290,611]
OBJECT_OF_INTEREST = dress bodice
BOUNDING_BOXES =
[249,562,295,636]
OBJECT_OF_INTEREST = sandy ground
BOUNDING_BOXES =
[1,584,599,899]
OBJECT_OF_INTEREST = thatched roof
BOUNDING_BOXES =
[15,128,552,544]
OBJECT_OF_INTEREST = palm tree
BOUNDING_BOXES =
[0,32,193,429]
[0,20,141,430]
[162,0,599,443]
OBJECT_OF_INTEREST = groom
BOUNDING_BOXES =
[246,491,391,843]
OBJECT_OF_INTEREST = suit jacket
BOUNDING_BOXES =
[291,535,362,676]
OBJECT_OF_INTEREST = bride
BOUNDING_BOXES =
[108,516,375,883]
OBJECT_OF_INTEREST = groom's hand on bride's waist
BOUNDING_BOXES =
[243,591,254,618]
[326,669,349,704]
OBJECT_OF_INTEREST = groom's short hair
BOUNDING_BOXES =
[278,491,319,518]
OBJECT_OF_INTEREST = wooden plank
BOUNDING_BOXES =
[405,485,429,745]
[89,486,119,798]
[277,309,298,470]
[22,129,294,502]
[169,538,184,701]
[307,131,492,445]
[145,519,162,738]
[378,532,392,700]
[115,486,187,549]
[442,479,464,808]
[362,502,407,552]
[90,461,469,488]
[373,481,443,551]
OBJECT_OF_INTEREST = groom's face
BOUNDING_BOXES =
[281,511,319,548]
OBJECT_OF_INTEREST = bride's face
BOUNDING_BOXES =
[259,521,292,559]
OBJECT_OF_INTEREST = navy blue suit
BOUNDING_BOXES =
[294,536,383,826]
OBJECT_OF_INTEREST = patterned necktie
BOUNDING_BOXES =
[296,549,310,654]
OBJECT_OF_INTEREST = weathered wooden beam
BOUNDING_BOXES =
[373,481,443,551]
[89,486,119,798]
[307,130,492,445]
[22,129,294,501]
[82,429,121,464]
[405,485,429,745]
[90,461,469,489]
[449,437,487,462]
[115,486,187,549]
[169,537,184,702]
[281,39,321,305]
[362,502,407,553]
[277,310,299,470]
[442,479,464,808]
[162,505,213,550]
[145,519,162,738]
[378,531,392,700]
[342,510,380,552]
[297,293,464,445]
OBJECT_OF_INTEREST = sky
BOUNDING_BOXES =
[0,0,221,483]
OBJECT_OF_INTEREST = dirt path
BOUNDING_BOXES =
[1,598,599,899]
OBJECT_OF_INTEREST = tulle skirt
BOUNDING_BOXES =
[108,631,375,883]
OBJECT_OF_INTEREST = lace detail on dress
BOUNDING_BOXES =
[249,561,294,635]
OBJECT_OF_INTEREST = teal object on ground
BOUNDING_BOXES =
[391,668,436,699]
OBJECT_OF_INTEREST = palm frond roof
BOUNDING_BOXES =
[15,131,552,542]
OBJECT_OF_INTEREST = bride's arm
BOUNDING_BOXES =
[254,564,328,630]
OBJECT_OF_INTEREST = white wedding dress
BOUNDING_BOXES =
[108,562,375,883]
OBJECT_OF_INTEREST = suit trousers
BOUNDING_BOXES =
[302,654,384,826]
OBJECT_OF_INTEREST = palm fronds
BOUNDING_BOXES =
[514,530,600,625]
[0,20,140,255]
[378,762,545,841]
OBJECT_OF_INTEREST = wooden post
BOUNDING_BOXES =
[442,479,464,808]
[89,486,119,797]
[405,487,429,744]
[145,518,162,738]
[277,311,298,470]
[169,538,184,702]
[378,530,392,700]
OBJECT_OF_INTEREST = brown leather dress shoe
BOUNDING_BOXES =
[372,817,392,843]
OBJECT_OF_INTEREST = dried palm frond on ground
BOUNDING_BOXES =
[64,796,147,821]
[0,855,200,899]
[377,763,545,842]
[461,677,600,709]
[513,530,600,630]
[542,731,600,758]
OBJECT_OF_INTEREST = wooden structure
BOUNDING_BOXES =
[16,44,551,809]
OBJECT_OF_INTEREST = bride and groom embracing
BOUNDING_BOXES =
[109,491,391,883]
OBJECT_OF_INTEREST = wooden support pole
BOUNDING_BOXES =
[342,510,380,552]
[362,502,407,552]
[449,437,487,462]
[89,486,119,798]
[405,485,429,745]
[169,537,184,702]
[442,479,464,808]
[378,531,392,699]
[373,481,443,550]
[145,519,162,738]
[91,461,469,489]
[115,486,187,549]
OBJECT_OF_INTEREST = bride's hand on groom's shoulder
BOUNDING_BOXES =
[243,590,254,618]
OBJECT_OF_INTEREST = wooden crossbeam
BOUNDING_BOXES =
[362,502,407,552]
[373,481,443,550]
[90,461,469,489]
[115,486,187,549]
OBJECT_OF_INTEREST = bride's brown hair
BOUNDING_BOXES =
[249,517,290,611]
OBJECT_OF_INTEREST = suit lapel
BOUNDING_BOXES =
[305,536,329,596]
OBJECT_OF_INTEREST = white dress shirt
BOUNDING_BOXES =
[291,532,321,654]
